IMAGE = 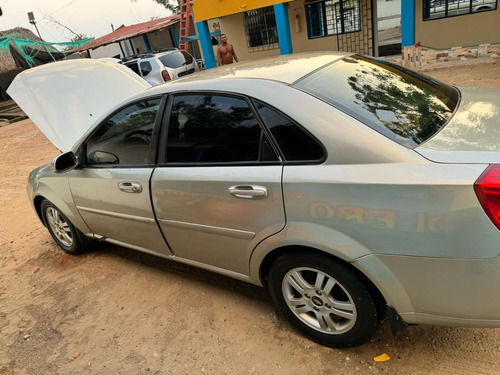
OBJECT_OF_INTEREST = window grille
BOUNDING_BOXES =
[305,0,361,38]
[244,6,279,51]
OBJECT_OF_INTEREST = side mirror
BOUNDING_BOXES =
[52,151,78,173]
[89,150,119,164]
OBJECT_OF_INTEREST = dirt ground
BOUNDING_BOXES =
[1,61,500,375]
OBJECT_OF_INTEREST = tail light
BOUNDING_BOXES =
[474,165,500,230]
[161,70,171,82]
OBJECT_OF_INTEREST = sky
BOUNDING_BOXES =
[0,0,172,42]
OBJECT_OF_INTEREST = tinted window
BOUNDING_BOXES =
[158,51,193,68]
[140,61,152,76]
[124,62,140,75]
[87,98,161,165]
[294,55,459,148]
[166,94,278,164]
[254,100,324,161]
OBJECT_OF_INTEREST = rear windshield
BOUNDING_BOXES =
[158,51,193,69]
[293,55,459,148]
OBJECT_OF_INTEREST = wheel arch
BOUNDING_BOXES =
[32,188,92,237]
[257,245,387,319]
[33,195,46,225]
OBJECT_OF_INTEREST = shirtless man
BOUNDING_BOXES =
[217,34,239,66]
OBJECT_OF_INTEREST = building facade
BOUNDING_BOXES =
[193,0,499,68]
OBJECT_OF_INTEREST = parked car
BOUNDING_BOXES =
[8,54,500,348]
[123,49,199,86]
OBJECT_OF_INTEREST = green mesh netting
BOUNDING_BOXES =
[0,32,92,68]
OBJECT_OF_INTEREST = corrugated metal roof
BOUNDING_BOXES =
[77,14,180,51]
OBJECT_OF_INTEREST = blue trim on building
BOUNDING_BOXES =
[129,39,135,53]
[143,34,152,51]
[273,3,293,55]
[172,25,180,47]
[196,20,217,69]
[401,0,415,47]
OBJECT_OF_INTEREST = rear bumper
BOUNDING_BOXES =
[354,253,500,327]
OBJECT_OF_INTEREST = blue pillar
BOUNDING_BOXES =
[172,25,180,47]
[197,20,217,69]
[274,3,293,55]
[129,39,135,54]
[401,0,415,47]
[143,34,152,51]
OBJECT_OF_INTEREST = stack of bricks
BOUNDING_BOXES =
[385,43,499,69]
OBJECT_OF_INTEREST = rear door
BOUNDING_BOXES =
[151,93,285,274]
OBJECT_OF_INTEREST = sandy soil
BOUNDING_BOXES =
[1,61,500,375]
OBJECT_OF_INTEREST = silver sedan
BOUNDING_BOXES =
[8,52,500,348]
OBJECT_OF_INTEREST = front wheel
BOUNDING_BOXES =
[41,200,88,255]
[268,252,379,348]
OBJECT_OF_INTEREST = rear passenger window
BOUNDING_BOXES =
[140,61,152,76]
[253,100,325,162]
[166,94,278,164]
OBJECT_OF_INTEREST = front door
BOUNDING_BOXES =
[151,93,285,274]
[69,97,171,256]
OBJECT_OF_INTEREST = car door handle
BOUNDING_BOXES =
[228,185,268,199]
[118,182,143,193]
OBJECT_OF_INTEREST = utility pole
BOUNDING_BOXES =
[27,12,43,40]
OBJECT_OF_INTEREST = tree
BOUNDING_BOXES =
[64,33,94,51]
[153,0,181,13]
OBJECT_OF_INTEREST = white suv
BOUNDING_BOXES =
[123,49,200,86]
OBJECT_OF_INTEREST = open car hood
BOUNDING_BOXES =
[7,59,151,151]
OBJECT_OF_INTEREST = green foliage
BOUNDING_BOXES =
[64,34,94,51]
[153,0,180,13]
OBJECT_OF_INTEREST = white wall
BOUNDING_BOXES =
[90,42,132,59]
[377,0,401,30]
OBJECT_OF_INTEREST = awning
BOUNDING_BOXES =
[183,29,221,42]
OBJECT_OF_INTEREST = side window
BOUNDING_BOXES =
[125,62,140,75]
[254,100,325,162]
[140,61,152,76]
[166,94,278,164]
[86,98,161,166]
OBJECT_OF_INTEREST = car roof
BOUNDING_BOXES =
[155,50,185,57]
[163,52,351,86]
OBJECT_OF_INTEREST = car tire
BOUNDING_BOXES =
[40,200,88,255]
[268,252,379,348]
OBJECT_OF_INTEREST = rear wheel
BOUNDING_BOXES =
[268,252,379,348]
[41,200,88,255]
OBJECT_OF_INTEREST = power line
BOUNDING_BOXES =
[37,23,58,42]
[52,0,79,15]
